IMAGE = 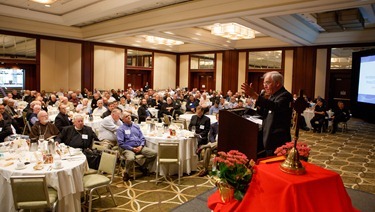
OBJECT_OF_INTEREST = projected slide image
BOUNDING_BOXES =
[358,55,375,104]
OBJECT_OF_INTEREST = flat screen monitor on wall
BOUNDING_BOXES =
[351,49,375,123]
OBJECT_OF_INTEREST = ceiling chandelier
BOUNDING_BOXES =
[211,23,255,40]
[29,0,58,4]
[145,36,184,46]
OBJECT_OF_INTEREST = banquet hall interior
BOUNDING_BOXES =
[0,0,375,211]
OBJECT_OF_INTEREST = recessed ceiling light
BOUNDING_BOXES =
[30,0,58,4]
[164,31,174,35]
[104,40,115,43]
[44,4,51,7]
[195,32,202,36]
[192,37,200,40]
[135,40,141,43]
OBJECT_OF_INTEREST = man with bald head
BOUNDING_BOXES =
[117,111,156,181]
[29,111,59,142]
[56,115,98,149]
[242,71,293,156]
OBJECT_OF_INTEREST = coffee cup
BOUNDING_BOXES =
[54,160,62,169]
[16,161,25,169]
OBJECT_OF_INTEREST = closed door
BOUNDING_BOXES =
[190,72,215,91]
[125,70,151,90]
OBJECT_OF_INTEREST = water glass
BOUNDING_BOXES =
[191,126,196,133]
[30,142,38,152]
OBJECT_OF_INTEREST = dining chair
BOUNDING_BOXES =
[83,149,117,212]
[155,141,181,185]
[22,112,31,135]
[10,175,58,212]
[118,154,145,180]
[172,118,187,129]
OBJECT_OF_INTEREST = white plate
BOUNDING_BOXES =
[15,166,27,170]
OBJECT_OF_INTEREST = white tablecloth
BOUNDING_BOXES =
[0,151,88,212]
[143,130,197,175]
[303,109,333,129]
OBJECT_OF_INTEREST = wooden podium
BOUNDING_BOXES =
[218,109,261,160]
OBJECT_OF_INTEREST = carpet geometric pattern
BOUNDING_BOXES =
[299,118,375,194]
[85,118,374,211]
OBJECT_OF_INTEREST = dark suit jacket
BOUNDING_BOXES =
[256,86,293,153]
[54,112,72,132]
[137,105,152,122]
[209,122,219,142]
[0,120,13,142]
[189,114,211,146]
[55,125,98,149]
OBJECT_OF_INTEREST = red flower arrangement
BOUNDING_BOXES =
[274,141,311,161]
[211,150,254,201]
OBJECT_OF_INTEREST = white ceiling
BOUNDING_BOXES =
[0,0,375,53]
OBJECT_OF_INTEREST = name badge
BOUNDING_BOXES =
[125,130,131,135]
[82,134,88,139]
[0,127,2,131]
[200,125,205,129]
[268,110,272,114]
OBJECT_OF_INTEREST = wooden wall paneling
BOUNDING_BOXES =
[81,42,94,91]
[292,47,316,99]
[222,50,239,93]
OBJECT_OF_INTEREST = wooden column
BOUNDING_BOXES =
[81,42,94,91]
[292,47,317,99]
[222,50,239,92]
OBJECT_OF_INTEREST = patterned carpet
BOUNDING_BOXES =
[85,118,375,211]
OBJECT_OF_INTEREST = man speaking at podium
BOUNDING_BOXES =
[242,71,293,157]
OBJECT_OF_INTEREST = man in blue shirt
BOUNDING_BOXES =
[117,111,157,181]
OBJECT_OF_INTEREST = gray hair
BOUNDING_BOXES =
[264,71,284,86]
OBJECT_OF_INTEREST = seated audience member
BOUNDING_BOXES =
[117,111,157,181]
[228,97,238,109]
[98,108,123,148]
[29,111,59,142]
[172,94,183,118]
[151,94,163,110]
[209,92,220,105]
[235,99,244,108]
[219,97,230,109]
[186,95,199,113]
[56,115,98,149]
[189,106,211,147]
[69,93,80,108]
[245,98,255,109]
[198,113,219,177]
[310,98,327,133]
[209,100,221,115]
[117,96,127,111]
[331,101,351,134]
[92,100,107,116]
[48,94,58,106]
[75,98,91,114]
[56,88,64,98]
[25,100,42,121]
[0,113,13,142]
[54,104,72,132]
[29,105,42,126]
[11,90,22,100]
[138,99,153,122]
[199,94,211,114]
[90,92,101,110]
[59,97,75,112]
[160,97,174,117]
[101,101,115,118]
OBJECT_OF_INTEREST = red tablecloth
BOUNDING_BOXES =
[208,162,359,212]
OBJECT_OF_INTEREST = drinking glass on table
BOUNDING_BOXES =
[191,126,196,133]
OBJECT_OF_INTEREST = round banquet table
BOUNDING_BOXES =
[0,149,88,212]
[141,128,197,175]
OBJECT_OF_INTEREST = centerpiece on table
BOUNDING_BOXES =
[210,150,255,202]
[274,141,311,162]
